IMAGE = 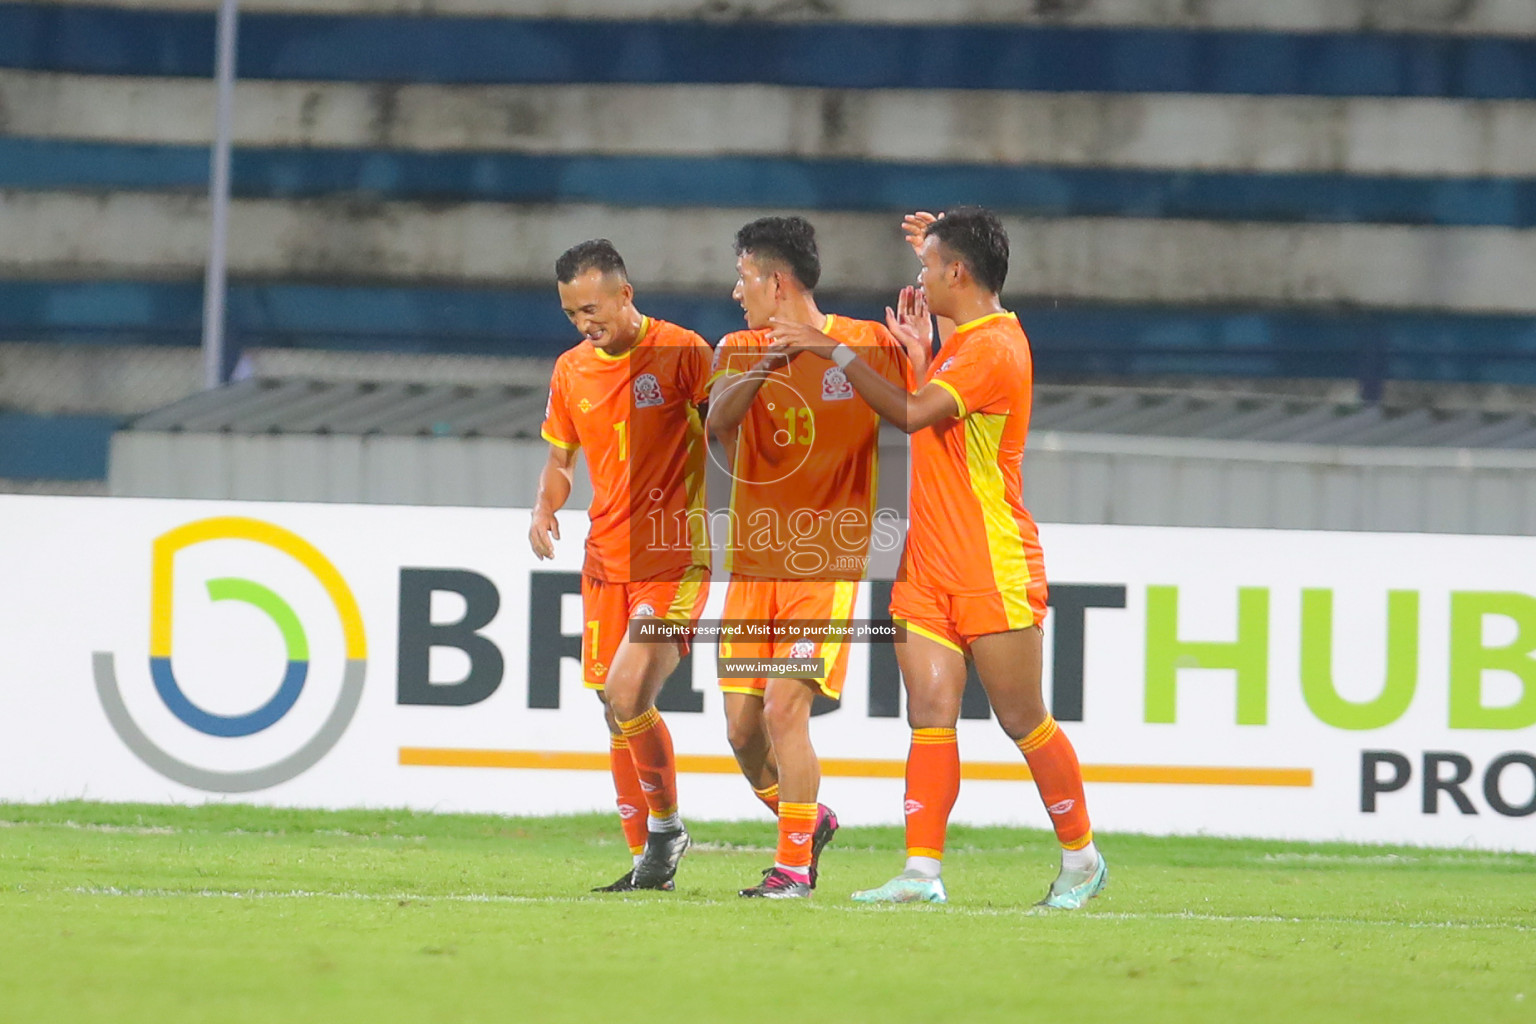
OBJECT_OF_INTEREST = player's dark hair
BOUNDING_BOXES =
[555,239,628,284]
[925,206,1009,295]
[733,216,821,291]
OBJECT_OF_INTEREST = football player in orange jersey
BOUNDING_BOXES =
[532,239,714,893]
[707,216,923,898]
[768,208,1107,909]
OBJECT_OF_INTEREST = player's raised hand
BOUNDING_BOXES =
[529,508,560,560]
[767,317,837,359]
[902,211,940,254]
[886,284,934,368]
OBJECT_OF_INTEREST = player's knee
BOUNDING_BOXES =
[604,688,645,724]
[596,693,622,735]
[762,687,810,740]
[725,714,763,756]
[905,690,961,731]
[993,702,1048,742]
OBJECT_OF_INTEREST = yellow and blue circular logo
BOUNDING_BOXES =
[93,516,367,793]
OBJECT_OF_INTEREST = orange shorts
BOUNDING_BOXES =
[581,566,710,689]
[889,576,1047,654]
[718,577,859,699]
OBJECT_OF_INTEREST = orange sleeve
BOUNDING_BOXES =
[864,323,918,391]
[687,334,713,405]
[540,360,580,450]
[930,335,1011,418]
[708,331,757,389]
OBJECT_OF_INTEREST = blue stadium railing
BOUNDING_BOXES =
[4,6,1536,97]
[7,282,1536,390]
[5,138,1535,229]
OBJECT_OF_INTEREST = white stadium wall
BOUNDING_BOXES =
[10,69,1536,181]
[6,193,1535,314]
[3,493,1534,850]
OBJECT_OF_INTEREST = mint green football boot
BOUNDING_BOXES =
[851,870,948,904]
[1036,854,1108,910]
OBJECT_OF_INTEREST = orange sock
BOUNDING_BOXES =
[775,802,818,876]
[905,727,960,860]
[608,736,648,855]
[1017,716,1093,850]
[752,782,781,815]
[618,707,679,819]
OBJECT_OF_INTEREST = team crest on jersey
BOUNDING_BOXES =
[633,373,665,408]
[821,366,854,401]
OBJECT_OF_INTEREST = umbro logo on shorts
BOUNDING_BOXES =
[633,603,655,618]
[1047,799,1076,815]
[633,373,665,408]
[789,640,815,659]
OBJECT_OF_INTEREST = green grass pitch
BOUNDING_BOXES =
[1,801,1532,1023]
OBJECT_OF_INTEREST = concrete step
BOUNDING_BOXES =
[0,342,203,415]
[236,347,555,387]
[0,476,107,495]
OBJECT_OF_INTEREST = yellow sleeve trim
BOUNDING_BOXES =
[541,429,580,451]
[931,378,967,418]
[706,367,744,390]
[954,310,1016,334]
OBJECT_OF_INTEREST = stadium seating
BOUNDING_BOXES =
[3,0,1536,489]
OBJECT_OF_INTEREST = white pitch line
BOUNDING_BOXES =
[61,886,1536,932]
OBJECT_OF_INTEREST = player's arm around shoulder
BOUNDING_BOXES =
[767,319,957,435]
[843,319,957,433]
[705,330,781,444]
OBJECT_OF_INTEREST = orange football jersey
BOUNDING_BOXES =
[904,311,1046,614]
[542,317,712,582]
[710,315,913,580]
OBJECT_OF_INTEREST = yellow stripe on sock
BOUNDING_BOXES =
[1062,831,1094,851]
[1016,716,1059,755]
[907,847,944,860]
[618,707,661,738]
[911,727,958,745]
